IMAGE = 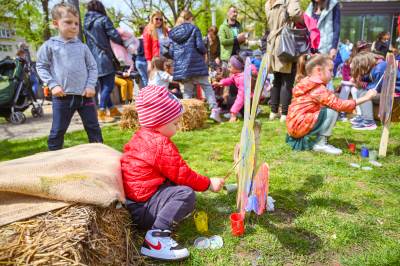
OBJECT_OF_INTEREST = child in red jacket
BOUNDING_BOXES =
[121,85,224,261]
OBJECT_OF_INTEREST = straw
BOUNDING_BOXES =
[0,205,146,265]
[120,99,208,131]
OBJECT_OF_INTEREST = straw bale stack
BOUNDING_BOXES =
[120,99,208,131]
[0,205,145,266]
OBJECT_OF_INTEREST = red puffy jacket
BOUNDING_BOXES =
[121,127,210,202]
[143,26,169,62]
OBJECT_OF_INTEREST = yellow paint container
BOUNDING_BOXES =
[194,211,208,233]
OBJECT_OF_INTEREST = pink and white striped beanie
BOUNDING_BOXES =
[136,85,183,128]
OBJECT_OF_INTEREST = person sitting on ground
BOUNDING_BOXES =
[121,85,224,261]
[337,40,371,122]
[148,56,173,88]
[286,54,377,154]
[164,59,183,99]
[350,51,387,131]
[213,55,258,122]
[36,2,102,151]
[110,27,140,104]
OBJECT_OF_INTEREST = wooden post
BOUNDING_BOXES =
[379,124,390,157]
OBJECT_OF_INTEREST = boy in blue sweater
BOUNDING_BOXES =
[37,2,102,150]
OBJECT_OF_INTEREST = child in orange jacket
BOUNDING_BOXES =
[286,54,377,154]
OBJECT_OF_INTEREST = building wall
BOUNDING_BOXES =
[0,23,35,61]
[340,0,400,43]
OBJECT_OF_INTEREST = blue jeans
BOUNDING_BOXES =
[98,73,115,109]
[30,73,40,97]
[48,95,103,151]
[135,59,148,87]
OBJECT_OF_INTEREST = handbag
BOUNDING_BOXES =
[276,1,310,62]
[84,30,121,70]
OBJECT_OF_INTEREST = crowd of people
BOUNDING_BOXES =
[31,0,400,262]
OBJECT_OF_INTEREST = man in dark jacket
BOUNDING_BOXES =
[84,0,123,123]
[169,12,221,122]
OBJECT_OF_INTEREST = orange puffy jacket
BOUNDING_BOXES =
[286,77,356,138]
[121,127,210,202]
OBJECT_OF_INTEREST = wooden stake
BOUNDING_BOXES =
[379,124,390,157]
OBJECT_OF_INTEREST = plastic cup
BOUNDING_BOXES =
[194,211,208,233]
[230,213,245,236]
[369,150,378,161]
[348,143,356,153]
[361,146,369,158]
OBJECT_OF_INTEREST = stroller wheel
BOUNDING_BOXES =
[31,105,43,118]
[8,112,26,124]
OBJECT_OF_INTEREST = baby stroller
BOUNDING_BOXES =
[0,57,43,124]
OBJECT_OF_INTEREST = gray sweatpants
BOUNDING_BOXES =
[125,183,196,231]
[339,81,361,115]
[183,76,218,109]
[357,89,374,120]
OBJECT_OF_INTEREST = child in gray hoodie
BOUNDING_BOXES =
[36,2,102,150]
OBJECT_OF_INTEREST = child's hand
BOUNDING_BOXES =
[209,178,225,192]
[365,89,377,100]
[355,89,377,105]
[229,113,237,123]
[52,86,65,97]
[213,81,222,87]
[83,88,96,98]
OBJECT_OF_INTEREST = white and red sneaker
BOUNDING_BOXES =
[141,229,189,261]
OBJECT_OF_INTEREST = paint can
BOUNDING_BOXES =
[194,211,208,233]
[348,143,356,153]
[361,146,369,158]
[230,213,245,236]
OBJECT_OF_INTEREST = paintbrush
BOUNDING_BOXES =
[223,158,242,180]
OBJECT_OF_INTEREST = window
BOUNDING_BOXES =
[364,15,391,42]
[340,16,363,43]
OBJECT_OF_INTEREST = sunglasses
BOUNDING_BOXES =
[154,18,163,21]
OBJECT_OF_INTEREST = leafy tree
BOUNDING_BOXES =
[194,0,212,35]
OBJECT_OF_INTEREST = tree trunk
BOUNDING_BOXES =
[67,0,83,40]
[41,0,51,41]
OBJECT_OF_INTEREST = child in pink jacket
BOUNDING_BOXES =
[213,55,257,122]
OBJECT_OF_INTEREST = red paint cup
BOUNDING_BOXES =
[230,213,245,236]
[348,143,356,153]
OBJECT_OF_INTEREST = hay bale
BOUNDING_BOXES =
[0,205,145,266]
[179,99,208,131]
[120,105,139,131]
[120,99,208,131]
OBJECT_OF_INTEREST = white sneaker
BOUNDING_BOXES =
[141,229,189,261]
[280,115,287,122]
[313,143,342,155]
[210,108,222,123]
[269,112,279,120]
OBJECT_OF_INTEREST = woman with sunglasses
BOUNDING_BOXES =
[143,11,169,72]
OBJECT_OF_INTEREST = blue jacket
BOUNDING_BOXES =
[361,61,387,92]
[83,11,123,77]
[169,23,208,81]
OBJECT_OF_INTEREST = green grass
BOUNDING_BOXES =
[1,110,400,265]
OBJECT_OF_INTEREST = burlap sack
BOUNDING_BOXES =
[0,192,69,226]
[0,143,125,208]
